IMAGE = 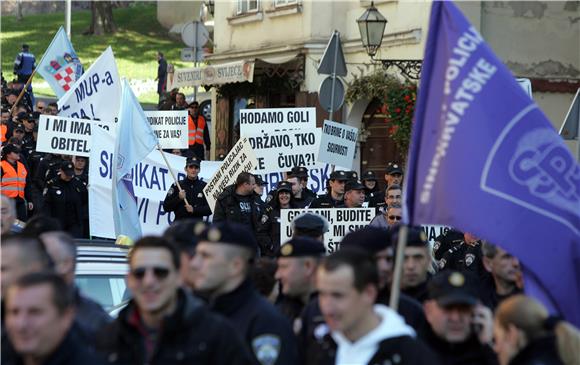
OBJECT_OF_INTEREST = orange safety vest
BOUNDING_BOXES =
[188,115,206,146]
[1,124,7,143]
[1,160,27,199]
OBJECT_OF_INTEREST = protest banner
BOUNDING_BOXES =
[203,137,258,212]
[88,127,217,238]
[318,120,358,168]
[240,107,316,136]
[169,60,254,89]
[421,224,451,246]
[58,47,121,123]
[36,115,112,157]
[245,128,320,173]
[280,208,375,254]
[144,110,188,149]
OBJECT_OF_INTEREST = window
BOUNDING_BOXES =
[275,0,297,6]
[237,0,259,14]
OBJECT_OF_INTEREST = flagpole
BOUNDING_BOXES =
[389,224,408,311]
[10,69,37,115]
[156,145,191,206]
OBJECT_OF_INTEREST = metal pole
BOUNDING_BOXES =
[328,31,340,122]
[65,0,72,39]
[389,225,408,310]
[193,21,198,102]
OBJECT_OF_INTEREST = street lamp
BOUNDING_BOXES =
[357,2,422,80]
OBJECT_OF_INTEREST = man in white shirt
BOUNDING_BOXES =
[316,247,437,365]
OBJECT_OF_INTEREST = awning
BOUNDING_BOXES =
[168,59,255,89]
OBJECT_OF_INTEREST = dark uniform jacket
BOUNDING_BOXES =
[438,241,487,284]
[420,326,499,365]
[163,177,211,220]
[3,330,106,365]
[95,289,251,365]
[43,176,86,237]
[309,193,344,209]
[74,288,113,344]
[213,184,264,232]
[401,277,431,304]
[208,278,299,365]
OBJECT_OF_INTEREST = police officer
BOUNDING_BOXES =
[291,212,329,242]
[309,170,347,208]
[370,162,404,207]
[192,222,299,365]
[421,271,497,365]
[343,180,365,208]
[438,231,487,283]
[288,166,316,202]
[42,161,86,238]
[275,237,326,327]
[13,44,36,85]
[1,143,31,221]
[259,181,295,256]
[163,156,211,221]
[286,174,313,208]
[361,170,380,203]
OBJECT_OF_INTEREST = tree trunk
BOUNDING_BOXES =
[86,1,117,35]
[16,0,23,21]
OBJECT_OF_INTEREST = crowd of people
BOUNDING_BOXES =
[2,45,580,365]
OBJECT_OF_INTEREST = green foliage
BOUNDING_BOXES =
[1,3,190,104]
[346,69,417,160]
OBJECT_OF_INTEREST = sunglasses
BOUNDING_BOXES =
[131,266,171,280]
[388,215,402,221]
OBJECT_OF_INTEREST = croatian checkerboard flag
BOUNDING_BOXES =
[37,26,83,97]
[404,1,580,326]
[112,79,159,241]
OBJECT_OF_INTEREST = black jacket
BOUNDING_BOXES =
[208,278,299,365]
[421,325,499,365]
[163,177,211,220]
[3,329,106,365]
[95,289,251,365]
[74,288,113,344]
[309,193,344,208]
[43,176,86,237]
[213,184,264,230]
[509,335,564,365]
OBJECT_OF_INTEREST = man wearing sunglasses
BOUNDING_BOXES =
[95,236,251,364]
[163,156,211,221]
[369,202,402,229]
[192,222,299,365]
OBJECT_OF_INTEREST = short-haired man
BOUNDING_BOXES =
[163,156,211,221]
[275,237,326,326]
[287,175,314,208]
[374,183,402,214]
[1,143,31,221]
[95,236,250,364]
[309,170,348,208]
[192,222,299,365]
[422,270,497,365]
[343,181,366,208]
[186,101,210,160]
[3,272,102,364]
[481,241,523,311]
[315,248,435,364]
[369,202,402,229]
[397,228,433,303]
[369,162,404,208]
[213,172,263,234]
[287,166,316,202]
[40,231,112,339]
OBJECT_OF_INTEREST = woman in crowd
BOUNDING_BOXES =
[259,181,296,256]
[493,295,580,365]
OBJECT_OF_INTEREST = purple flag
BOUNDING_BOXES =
[405,1,580,326]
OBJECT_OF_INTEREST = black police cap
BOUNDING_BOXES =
[277,237,326,258]
[389,225,429,248]
[2,143,21,155]
[345,171,358,181]
[385,162,403,175]
[345,180,365,192]
[341,227,391,254]
[329,170,348,181]
[163,219,207,254]
[292,212,329,236]
[362,170,377,181]
[16,111,29,121]
[186,156,201,167]
[428,271,478,307]
[289,166,308,178]
[199,222,258,252]
[276,181,292,193]
[60,161,74,176]
[14,123,25,132]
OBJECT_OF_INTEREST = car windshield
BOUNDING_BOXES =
[75,275,129,312]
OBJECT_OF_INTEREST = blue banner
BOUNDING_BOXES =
[405,1,580,326]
